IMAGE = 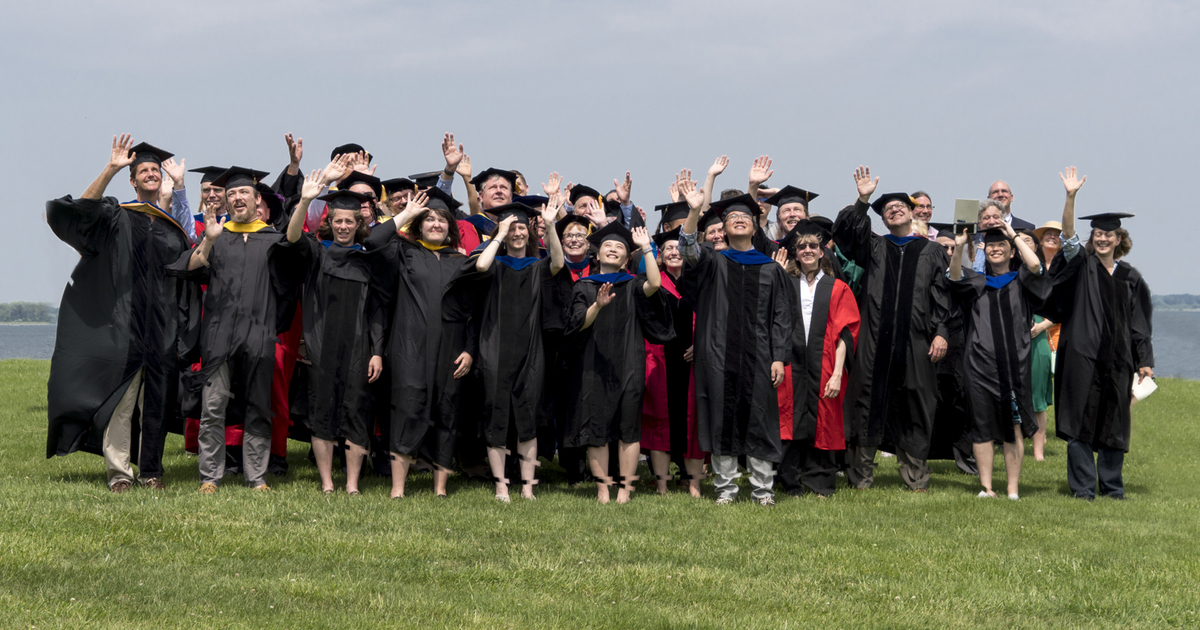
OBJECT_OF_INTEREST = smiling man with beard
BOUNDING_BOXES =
[179,166,311,493]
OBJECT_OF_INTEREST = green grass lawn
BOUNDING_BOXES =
[1,359,1197,629]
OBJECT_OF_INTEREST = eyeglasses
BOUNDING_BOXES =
[562,234,588,242]
[883,203,908,212]
[725,211,752,221]
[915,204,934,211]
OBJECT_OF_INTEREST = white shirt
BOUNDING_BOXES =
[798,269,825,343]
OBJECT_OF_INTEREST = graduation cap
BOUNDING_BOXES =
[587,220,635,251]
[809,215,833,235]
[655,201,690,225]
[423,186,462,213]
[870,192,915,215]
[381,177,417,195]
[710,193,762,219]
[212,166,270,190]
[699,206,725,231]
[338,170,382,198]
[514,195,550,208]
[779,219,829,254]
[318,189,374,211]
[470,168,518,191]
[568,185,603,207]
[256,182,285,223]
[652,227,682,249]
[490,202,536,223]
[188,166,227,185]
[764,185,818,208]
[331,143,369,162]
[128,142,173,168]
[979,226,1014,244]
[555,213,595,240]
[1079,213,1134,231]
[408,171,443,190]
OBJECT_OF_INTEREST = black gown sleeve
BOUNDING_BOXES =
[1128,267,1155,369]
[770,267,795,365]
[634,278,675,345]
[831,200,874,269]
[46,195,119,257]
[929,249,954,342]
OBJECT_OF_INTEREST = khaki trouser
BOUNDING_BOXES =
[103,368,144,487]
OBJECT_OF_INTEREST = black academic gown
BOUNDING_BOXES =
[1043,249,1153,452]
[173,224,309,438]
[950,267,1052,444]
[45,196,199,471]
[297,236,379,447]
[562,274,674,448]
[679,240,794,463]
[832,201,954,459]
[927,299,972,461]
[459,254,563,448]
[368,228,475,467]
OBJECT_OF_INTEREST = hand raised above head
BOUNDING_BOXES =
[854,165,878,201]
[614,171,632,205]
[109,133,135,169]
[748,155,773,186]
[442,132,464,170]
[456,154,472,178]
[1059,166,1086,196]
[709,155,728,177]
[631,226,650,249]
[285,133,303,165]
[161,157,186,186]
[300,169,324,200]
[680,179,703,210]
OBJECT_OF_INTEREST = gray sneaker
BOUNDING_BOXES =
[757,496,775,507]
[715,496,735,505]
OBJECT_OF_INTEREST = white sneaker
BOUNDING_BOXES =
[977,490,996,498]
[1008,494,1020,501]
[715,496,734,505]
[758,496,775,507]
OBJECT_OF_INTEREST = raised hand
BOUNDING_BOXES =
[161,157,186,187]
[954,226,970,247]
[631,226,651,249]
[442,132,464,171]
[613,171,632,205]
[285,133,303,167]
[854,165,879,202]
[595,283,615,308]
[203,201,224,241]
[540,193,561,225]
[496,214,518,238]
[405,191,429,216]
[772,248,789,269]
[709,155,728,177]
[300,169,324,200]
[542,172,563,197]
[1060,166,1087,196]
[669,181,680,203]
[321,153,353,185]
[680,178,703,210]
[456,154,472,179]
[351,151,376,175]
[749,155,773,186]
[109,133,136,170]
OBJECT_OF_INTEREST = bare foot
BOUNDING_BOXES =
[596,484,610,504]
[688,484,702,498]
[656,481,668,495]
[616,487,631,504]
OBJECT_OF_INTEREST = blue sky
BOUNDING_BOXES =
[4,0,1197,300]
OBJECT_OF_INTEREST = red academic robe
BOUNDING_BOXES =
[640,272,705,460]
[780,277,860,451]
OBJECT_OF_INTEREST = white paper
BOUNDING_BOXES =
[1131,374,1157,401]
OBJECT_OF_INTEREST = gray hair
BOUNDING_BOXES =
[978,198,1005,221]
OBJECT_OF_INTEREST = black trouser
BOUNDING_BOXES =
[777,439,839,497]
[1067,439,1125,499]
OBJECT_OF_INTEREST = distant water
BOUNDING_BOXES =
[3,313,1199,379]
[0,324,56,360]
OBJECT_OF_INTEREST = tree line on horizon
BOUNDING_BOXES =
[0,302,57,323]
